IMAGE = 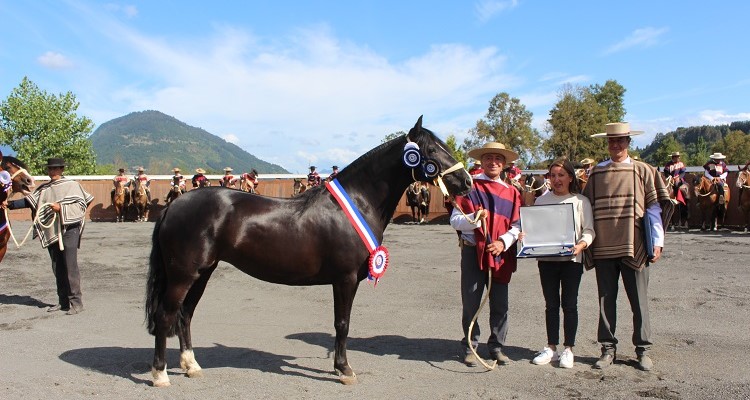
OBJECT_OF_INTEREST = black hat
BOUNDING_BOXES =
[332,165,338,169]
[46,157,67,168]
[118,168,125,172]
[309,166,316,170]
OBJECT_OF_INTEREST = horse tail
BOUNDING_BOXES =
[145,208,179,336]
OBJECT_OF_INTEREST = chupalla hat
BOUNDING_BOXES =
[671,152,681,157]
[710,152,726,160]
[467,142,519,163]
[580,158,595,165]
[195,168,206,174]
[223,167,233,172]
[591,122,644,138]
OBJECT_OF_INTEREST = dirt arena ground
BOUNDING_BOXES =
[1,220,748,399]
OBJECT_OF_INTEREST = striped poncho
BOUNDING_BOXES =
[582,160,674,271]
[26,178,94,248]
[454,178,521,283]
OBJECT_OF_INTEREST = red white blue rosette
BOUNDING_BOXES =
[368,246,390,284]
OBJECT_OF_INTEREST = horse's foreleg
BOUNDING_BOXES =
[332,275,360,385]
[178,265,216,378]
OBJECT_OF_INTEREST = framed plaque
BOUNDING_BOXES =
[517,203,576,258]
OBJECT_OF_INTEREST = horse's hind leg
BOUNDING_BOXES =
[332,275,360,384]
[178,264,217,378]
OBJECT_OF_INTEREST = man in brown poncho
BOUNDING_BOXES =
[582,123,674,371]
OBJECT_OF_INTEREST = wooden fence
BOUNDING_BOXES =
[5,171,748,228]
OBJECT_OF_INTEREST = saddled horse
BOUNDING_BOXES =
[132,178,150,222]
[164,176,183,205]
[665,175,691,230]
[292,178,307,196]
[239,174,257,194]
[736,165,750,232]
[112,179,130,222]
[693,175,729,231]
[405,182,424,223]
[145,116,472,387]
[522,173,547,206]
[0,156,35,263]
[419,184,431,223]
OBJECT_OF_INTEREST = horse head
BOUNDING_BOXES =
[0,156,35,196]
[406,116,472,198]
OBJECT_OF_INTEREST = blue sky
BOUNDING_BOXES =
[2,1,749,174]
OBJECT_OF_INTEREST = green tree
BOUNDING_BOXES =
[714,130,750,165]
[463,92,541,167]
[445,134,465,167]
[0,77,96,174]
[686,136,711,166]
[544,84,609,163]
[382,131,406,144]
[590,79,626,123]
[649,135,684,166]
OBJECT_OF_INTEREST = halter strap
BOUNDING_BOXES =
[9,167,28,180]
[434,162,465,198]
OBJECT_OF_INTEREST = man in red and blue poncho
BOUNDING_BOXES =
[450,142,521,367]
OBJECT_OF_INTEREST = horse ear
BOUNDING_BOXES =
[415,115,423,131]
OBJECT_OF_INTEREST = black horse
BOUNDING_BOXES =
[145,116,472,387]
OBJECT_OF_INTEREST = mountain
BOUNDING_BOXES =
[90,110,288,174]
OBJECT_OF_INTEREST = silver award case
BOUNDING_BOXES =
[517,203,576,258]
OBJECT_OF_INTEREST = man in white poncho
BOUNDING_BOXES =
[4,157,93,315]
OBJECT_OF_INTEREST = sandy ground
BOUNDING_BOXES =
[1,219,749,400]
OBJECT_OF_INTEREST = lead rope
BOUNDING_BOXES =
[5,202,63,250]
[436,170,497,371]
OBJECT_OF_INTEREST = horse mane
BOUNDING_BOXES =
[334,134,407,180]
[1,155,28,170]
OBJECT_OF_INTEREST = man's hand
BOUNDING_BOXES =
[651,246,663,262]
[49,202,61,213]
[486,240,506,256]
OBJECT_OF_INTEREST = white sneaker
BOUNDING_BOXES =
[532,347,558,365]
[559,348,574,368]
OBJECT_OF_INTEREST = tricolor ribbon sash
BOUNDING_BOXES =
[326,179,390,284]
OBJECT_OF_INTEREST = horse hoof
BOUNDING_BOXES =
[151,366,171,387]
[186,368,203,378]
[338,372,357,385]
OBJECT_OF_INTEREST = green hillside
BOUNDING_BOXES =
[90,110,288,174]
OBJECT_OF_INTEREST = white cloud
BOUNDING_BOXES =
[105,3,138,18]
[694,110,750,125]
[602,27,669,55]
[37,51,73,69]
[222,133,239,144]
[475,0,519,23]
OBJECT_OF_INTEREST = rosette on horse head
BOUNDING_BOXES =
[145,116,472,387]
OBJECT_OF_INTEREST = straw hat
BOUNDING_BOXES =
[671,152,681,157]
[467,142,519,163]
[195,168,206,174]
[580,158,595,165]
[591,122,644,138]
[223,167,233,172]
[137,166,145,172]
[173,167,181,172]
[709,152,726,160]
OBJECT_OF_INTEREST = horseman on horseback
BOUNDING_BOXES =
[111,168,131,205]
[664,152,687,203]
[133,167,152,202]
[504,159,524,193]
[703,153,728,205]
[307,166,322,187]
